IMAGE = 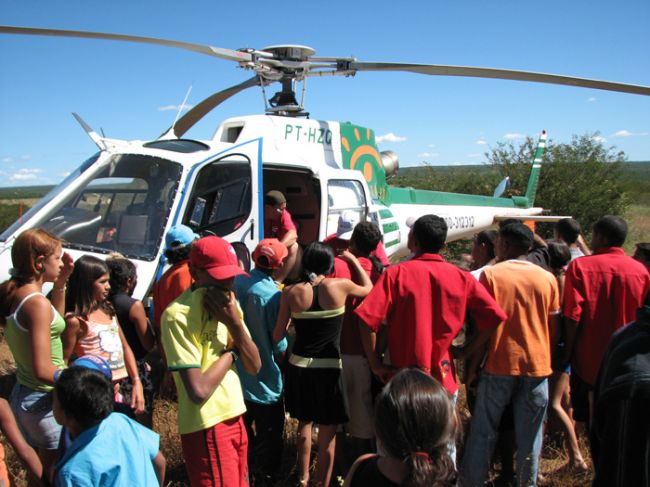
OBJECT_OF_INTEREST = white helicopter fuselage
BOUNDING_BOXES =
[0,114,542,300]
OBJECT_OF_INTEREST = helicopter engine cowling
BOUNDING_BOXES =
[381,150,399,178]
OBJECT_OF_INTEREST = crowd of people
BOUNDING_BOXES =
[0,189,648,487]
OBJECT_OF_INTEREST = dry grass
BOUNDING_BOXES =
[0,343,594,487]
[623,204,650,254]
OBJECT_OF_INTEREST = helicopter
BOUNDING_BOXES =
[0,25,649,301]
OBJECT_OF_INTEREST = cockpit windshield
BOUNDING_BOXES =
[10,153,182,261]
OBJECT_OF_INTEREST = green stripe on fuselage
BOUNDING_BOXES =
[382,222,399,233]
[379,209,393,219]
[384,238,400,247]
[385,186,525,208]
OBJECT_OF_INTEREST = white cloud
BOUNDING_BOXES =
[503,133,525,140]
[476,139,487,145]
[427,143,436,148]
[611,130,648,137]
[376,132,407,143]
[2,155,32,164]
[592,135,607,143]
[587,97,596,102]
[418,152,438,158]
[11,168,42,181]
[158,103,194,112]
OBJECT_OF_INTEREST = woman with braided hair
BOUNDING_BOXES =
[345,368,457,487]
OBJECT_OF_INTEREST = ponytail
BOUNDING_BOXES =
[402,446,456,487]
[0,279,20,325]
[368,254,384,277]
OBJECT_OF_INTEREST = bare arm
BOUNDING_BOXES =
[50,252,74,317]
[339,250,373,298]
[128,300,155,352]
[561,317,579,365]
[22,297,62,384]
[280,229,298,248]
[273,291,292,344]
[359,322,394,383]
[461,328,495,388]
[118,326,145,414]
[178,352,237,403]
[576,234,592,256]
[61,315,81,365]
[203,290,261,375]
[0,398,45,485]
[152,451,166,486]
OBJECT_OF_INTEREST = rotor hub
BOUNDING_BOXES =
[260,45,316,62]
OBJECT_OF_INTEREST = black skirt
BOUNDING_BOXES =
[285,363,349,425]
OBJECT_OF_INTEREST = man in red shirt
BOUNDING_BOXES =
[263,190,300,283]
[355,214,506,394]
[563,215,650,425]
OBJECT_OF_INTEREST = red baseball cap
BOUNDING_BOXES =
[189,236,247,281]
[252,238,288,269]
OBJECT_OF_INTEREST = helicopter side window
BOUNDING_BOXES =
[184,159,252,237]
[327,179,367,235]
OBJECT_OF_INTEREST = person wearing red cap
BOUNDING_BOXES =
[161,236,261,487]
[233,238,288,486]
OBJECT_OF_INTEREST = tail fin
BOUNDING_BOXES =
[524,130,547,206]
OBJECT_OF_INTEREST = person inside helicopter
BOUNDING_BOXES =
[263,190,301,283]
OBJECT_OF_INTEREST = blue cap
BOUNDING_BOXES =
[165,224,199,252]
[72,355,113,380]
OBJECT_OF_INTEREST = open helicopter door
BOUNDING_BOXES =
[317,168,372,243]
[171,138,263,272]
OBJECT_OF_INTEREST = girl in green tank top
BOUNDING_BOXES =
[0,229,74,479]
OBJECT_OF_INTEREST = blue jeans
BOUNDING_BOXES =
[460,372,548,487]
[9,383,62,450]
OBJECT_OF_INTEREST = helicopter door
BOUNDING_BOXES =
[180,149,260,266]
[325,179,367,239]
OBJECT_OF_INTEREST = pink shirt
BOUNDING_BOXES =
[75,316,128,381]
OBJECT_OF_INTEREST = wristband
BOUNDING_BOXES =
[53,369,62,382]
[52,287,66,293]
[132,376,141,383]
[222,348,238,363]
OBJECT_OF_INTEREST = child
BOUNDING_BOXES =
[52,365,165,486]
[345,369,457,486]
[62,255,145,414]
[0,228,73,479]
[106,257,154,425]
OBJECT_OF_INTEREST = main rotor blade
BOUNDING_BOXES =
[0,25,253,64]
[159,76,261,139]
[350,62,650,96]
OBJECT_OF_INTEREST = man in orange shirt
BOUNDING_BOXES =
[460,222,560,487]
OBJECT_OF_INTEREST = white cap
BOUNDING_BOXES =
[405,216,417,228]
[336,210,361,240]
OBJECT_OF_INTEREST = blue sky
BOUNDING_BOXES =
[1,0,649,186]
